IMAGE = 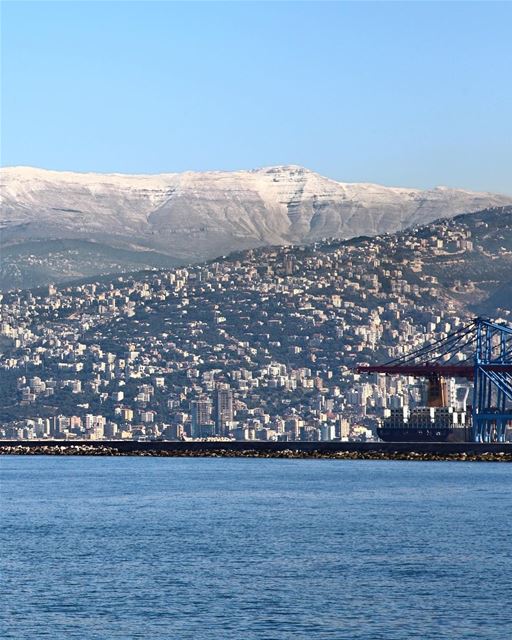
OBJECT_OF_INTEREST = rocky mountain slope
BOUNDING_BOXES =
[1,165,511,289]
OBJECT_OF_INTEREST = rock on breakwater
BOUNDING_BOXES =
[0,444,511,462]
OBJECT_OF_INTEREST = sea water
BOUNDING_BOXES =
[1,457,511,639]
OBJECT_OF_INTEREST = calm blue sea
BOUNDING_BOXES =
[1,457,511,639]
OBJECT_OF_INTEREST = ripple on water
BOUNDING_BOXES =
[1,458,511,640]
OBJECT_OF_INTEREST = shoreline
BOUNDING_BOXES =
[1,443,511,462]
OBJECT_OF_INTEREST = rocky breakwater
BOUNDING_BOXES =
[0,444,511,462]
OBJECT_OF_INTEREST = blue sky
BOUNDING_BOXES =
[1,1,511,193]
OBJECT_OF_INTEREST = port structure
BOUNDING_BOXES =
[356,318,512,442]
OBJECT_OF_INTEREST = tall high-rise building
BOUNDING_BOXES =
[191,398,213,438]
[284,254,294,276]
[214,388,233,436]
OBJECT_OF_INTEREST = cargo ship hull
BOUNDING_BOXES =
[377,427,470,443]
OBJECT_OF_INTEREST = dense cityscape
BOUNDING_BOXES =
[1,206,510,442]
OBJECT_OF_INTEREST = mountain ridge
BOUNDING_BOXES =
[1,165,511,289]
[4,164,511,194]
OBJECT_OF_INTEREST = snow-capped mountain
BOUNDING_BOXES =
[1,165,511,270]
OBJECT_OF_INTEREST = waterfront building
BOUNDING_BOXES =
[214,387,233,436]
[191,398,213,438]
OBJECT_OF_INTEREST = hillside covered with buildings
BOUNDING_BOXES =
[0,205,510,441]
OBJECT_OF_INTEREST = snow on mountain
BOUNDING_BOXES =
[1,165,511,262]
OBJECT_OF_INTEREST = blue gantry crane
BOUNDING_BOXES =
[472,318,512,442]
[356,317,512,442]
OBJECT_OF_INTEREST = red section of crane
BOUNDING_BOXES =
[355,363,512,379]
[355,364,474,378]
